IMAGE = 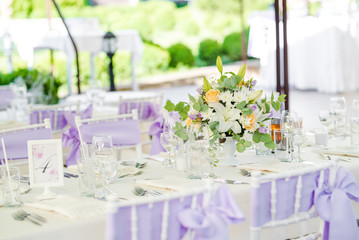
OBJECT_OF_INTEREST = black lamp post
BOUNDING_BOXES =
[102,31,117,91]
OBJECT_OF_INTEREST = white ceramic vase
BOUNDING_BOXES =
[221,137,238,166]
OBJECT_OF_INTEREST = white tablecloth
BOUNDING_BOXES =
[248,12,359,93]
[1,136,359,240]
[2,18,143,94]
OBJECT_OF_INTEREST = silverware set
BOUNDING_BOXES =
[121,162,147,169]
[118,170,144,179]
[132,186,162,197]
[12,209,47,226]
[64,172,79,178]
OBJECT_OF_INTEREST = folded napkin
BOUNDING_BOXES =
[136,175,204,192]
[25,195,105,219]
[315,146,359,158]
[239,161,316,173]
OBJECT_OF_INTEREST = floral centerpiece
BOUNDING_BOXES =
[164,56,286,155]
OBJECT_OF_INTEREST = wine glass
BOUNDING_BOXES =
[95,154,117,200]
[160,132,177,167]
[352,98,359,116]
[292,128,306,162]
[280,111,299,132]
[319,110,332,128]
[329,97,346,139]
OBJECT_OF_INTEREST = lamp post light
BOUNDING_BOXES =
[102,31,117,91]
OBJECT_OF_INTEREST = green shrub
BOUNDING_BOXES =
[0,69,61,104]
[168,43,194,68]
[198,39,221,65]
[222,32,243,61]
[137,43,170,75]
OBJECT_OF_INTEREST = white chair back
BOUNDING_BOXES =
[0,118,52,165]
[106,184,212,240]
[29,101,80,131]
[75,110,142,160]
[250,162,337,240]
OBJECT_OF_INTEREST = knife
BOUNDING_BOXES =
[214,178,249,185]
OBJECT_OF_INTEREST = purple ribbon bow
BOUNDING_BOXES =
[178,184,245,240]
[314,166,359,240]
[148,111,181,155]
[62,104,93,166]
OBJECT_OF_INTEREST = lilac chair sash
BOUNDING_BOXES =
[80,119,141,146]
[0,88,14,109]
[314,167,359,240]
[106,190,206,240]
[30,110,72,130]
[178,184,245,240]
[251,171,319,227]
[119,102,161,120]
[62,105,93,166]
[0,128,52,161]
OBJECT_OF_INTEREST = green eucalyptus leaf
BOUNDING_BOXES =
[200,105,208,112]
[271,92,274,101]
[174,102,185,111]
[236,143,246,153]
[244,141,252,147]
[175,129,188,140]
[264,141,276,149]
[253,131,261,143]
[260,134,272,143]
[164,100,175,112]
[203,76,212,92]
[193,103,201,111]
[173,122,183,131]
[188,94,196,103]
[216,56,223,74]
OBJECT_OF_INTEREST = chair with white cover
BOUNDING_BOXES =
[250,162,338,240]
[118,93,163,153]
[29,101,81,132]
[75,110,142,161]
[0,118,52,166]
[106,183,245,240]
[0,85,14,110]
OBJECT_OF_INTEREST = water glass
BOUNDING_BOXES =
[186,140,204,179]
[255,142,270,155]
[203,141,219,178]
[77,144,95,197]
[314,127,328,147]
[1,167,21,208]
[160,132,177,167]
[281,111,299,132]
[329,97,346,140]
[350,117,359,146]
[274,129,291,162]
[292,128,306,162]
[95,154,117,200]
[352,98,359,116]
[174,137,187,172]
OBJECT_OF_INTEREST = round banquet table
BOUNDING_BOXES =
[1,135,359,240]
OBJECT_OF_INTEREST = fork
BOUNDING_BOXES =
[17,209,47,223]
[12,210,42,226]
[239,169,251,177]
[135,162,147,169]
[132,186,162,197]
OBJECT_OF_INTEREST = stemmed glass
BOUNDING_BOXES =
[281,111,299,131]
[292,128,306,162]
[160,132,177,167]
[92,136,117,200]
[329,97,346,139]
[203,141,219,178]
[352,98,359,116]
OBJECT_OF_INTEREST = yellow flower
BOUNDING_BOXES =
[205,89,220,103]
[185,117,192,127]
[244,113,256,131]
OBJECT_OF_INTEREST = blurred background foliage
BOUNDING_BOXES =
[2,0,272,96]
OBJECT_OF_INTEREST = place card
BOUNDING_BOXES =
[28,139,64,199]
